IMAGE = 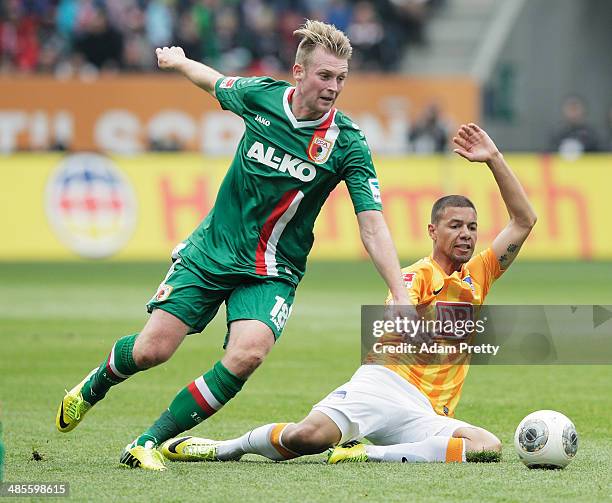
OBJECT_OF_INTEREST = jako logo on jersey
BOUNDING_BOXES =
[45,153,137,259]
[368,178,382,203]
[247,141,317,182]
[255,115,270,126]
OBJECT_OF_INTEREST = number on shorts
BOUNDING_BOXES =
[270,295,291,330]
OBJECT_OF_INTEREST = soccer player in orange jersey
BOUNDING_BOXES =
[159,123,537,464]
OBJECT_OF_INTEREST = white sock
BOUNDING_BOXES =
[216,423,297,461]
[365,436,465,463]
[215,435,250,461]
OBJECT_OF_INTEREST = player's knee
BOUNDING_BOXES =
[284,423,333,454]
[486,434,502,453]
[133,336,175,368]
[240,350,266,373]
[134,314,187,368]
[477,429,502,452]
[464,429,502,453]
[133,345,172,368]
[224,347,268,377]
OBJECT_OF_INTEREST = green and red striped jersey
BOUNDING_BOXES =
[187,76,382,286]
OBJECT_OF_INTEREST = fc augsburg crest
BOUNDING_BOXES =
[308,136,333,164]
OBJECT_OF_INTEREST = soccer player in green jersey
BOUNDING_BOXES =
[56,20,411,471]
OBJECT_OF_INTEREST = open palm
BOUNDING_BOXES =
[453,123,499,162]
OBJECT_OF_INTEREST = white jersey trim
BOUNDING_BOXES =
[265,190,304,275]
[282,87,333,129]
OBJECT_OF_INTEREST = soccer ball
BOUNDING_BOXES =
[514,410,578,469]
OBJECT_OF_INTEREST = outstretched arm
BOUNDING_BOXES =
[453,123,537,269]
[357,210,411,305]
[156,46,223,97]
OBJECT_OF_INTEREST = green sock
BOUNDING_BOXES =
[135,410,182,447]
[82,334,140,405]
[137,361,245,446]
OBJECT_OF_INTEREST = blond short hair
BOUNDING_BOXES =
[294,19,352,67]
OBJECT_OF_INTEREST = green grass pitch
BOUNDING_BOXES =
[1,260,611,502]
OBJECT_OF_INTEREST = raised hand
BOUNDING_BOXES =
[156,46,186,71]
[452,123,501,163]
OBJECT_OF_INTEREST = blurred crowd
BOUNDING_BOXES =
[549,96,612,157]
[4,1,611,155]
[0,0,443,76]
[408,95,612,155]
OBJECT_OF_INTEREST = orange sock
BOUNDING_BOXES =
[365,436,466,462]
[269,423,299,460]
[445,437,465,462]
[217,422,300,461]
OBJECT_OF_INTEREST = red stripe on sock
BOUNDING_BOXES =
[187,381,216,417]
[104,353,124,381]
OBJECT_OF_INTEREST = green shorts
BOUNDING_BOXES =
[146,242,296,342]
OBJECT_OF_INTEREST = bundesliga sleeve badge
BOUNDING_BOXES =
[219,77,239,89]
[403,272,415,288]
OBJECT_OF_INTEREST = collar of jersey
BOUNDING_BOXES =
[428,254,468,279]
[283,87,334,129]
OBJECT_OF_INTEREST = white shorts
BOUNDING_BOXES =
[313,365,472,445]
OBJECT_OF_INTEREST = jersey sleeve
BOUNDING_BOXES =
[467,247,504,299]
[341,136,383,214]
[215,76,272,116]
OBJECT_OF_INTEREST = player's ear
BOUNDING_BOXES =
[293,63,304,83]
[428,223,436,241]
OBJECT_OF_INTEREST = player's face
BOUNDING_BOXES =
[293,47,348,117]
[429,207,478,265]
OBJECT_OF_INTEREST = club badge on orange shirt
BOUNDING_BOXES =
[308,136,333,164]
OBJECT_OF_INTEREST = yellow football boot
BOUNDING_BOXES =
[56,368,97,433]
[119,442,166,471]
[327,442,369,464]
[160,436,220,462]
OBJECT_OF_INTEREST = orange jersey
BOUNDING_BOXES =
[384,248,503,417]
